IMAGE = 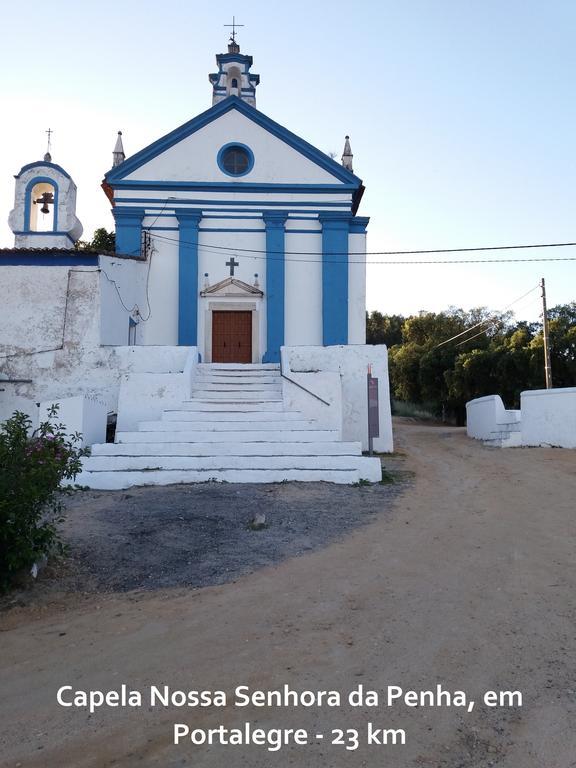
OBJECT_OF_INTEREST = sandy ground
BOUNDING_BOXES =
[1,419,576,768]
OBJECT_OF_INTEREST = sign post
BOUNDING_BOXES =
[367,364,380,456]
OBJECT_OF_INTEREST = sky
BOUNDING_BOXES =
[1,0,575,322]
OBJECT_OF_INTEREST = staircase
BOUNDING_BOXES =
[483,420,522,448]
[76,364,382,489]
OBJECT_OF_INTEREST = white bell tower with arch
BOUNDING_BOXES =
[8,153,83,248]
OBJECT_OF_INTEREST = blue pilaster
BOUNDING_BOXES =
[175,210,202,346]
[320,213,351,346]
[113,206,145,256]
[262,212,287,363]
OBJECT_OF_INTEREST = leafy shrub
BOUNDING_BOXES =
[0,406,87,591]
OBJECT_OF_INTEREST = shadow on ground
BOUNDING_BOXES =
[43,477,408,593]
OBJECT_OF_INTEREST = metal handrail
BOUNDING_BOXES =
[279,356,331,406]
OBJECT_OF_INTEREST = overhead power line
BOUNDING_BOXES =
[147,231,576,264]
[434,285,541,349]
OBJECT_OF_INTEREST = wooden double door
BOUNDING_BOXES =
[212,311,252,363]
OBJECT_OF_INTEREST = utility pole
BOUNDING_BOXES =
[541,277,553,389]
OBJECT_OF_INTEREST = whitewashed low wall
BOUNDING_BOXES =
[1,346,196,430]
[282,345,393,452]
[466,395,520,440]
[115,349,198,432]
[39,395,108,447]
[521,387,576,448]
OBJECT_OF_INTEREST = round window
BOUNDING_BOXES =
[218,144,254,176]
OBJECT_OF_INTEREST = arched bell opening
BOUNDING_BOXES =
[227,66,242,97]
[25,177,58,232]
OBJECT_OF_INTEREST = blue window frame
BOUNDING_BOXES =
[217,143,254,177]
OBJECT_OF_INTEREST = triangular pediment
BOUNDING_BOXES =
[105,97,362,190]
[200,277,263,298]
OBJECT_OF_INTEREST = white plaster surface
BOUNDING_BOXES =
[521,387,576,448]
[466,395,521,440]
[124,109,346,185]
[282,345,394,452]
[39,395,107,447]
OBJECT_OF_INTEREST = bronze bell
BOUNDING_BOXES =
[35,191,54,214]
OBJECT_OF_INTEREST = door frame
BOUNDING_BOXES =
[204,301,260,363]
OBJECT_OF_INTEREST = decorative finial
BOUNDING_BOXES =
[254,273,259,288]
[342,135,353,172]
[224,16,244,52]
[44,127,53,162]
[112,130,125,168]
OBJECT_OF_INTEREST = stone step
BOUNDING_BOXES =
[194,373,281,383]
[162,410,304,422]
[146,419,318,432]
[189,391,283,401]
[75,462,382,490]
[82,454,380,474]
[116,429,340,444]
[199,363,280,371]
[191,382,282,391]
[91,441,364,457]
[494,422,521,433]
[179,401,285,412]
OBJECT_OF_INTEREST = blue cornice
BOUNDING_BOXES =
[15,161,72,181]
[0,252,97,266]
[111,180,357,193]
[105,97,363,188]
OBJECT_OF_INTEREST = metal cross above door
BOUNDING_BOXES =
[226,257,239,276]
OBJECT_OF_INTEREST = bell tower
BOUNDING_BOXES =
[8,141,83,249]
[209,20,260,108]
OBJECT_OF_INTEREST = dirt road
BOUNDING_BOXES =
[1,421,575,767]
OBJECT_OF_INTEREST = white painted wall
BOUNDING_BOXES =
[141,232,179,345]
[39,395,108,447]
[115,348,198,432]
[465,395,521,440]
[521,387,576,448]
[99,255,148,345]
[283,345,393,452]
[284,231,323,346]
[124,109,345,185]
[348,232,367,344]
[0,261,194,426]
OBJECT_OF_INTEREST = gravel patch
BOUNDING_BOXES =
[47,477,407,592]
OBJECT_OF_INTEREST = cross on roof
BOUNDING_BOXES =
[45,128,53,154]
[224,16,244,44]
[226,256,239,276]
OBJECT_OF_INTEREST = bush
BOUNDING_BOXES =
[0,406,87,591]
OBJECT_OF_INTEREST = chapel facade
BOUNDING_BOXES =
[103,38,369,363]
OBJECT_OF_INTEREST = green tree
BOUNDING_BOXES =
[75,228,115,252]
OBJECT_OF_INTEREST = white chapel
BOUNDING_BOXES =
[0,36,393,486]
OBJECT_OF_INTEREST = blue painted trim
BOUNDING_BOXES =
[105,97,362,187]
[200,227,264,233]
[320,215,350,346]
[115,197,351,208]
[111,180,355,193]
[0,253,98,266]
[15,161,71,181]
[349,216,370,234]
[175,211,201,346]
[13,230,76,245]
[23,177,59,232]
[262,212,287,363]
[216,142,255,178]
[145,213,266,220]
[113,206,145,256]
